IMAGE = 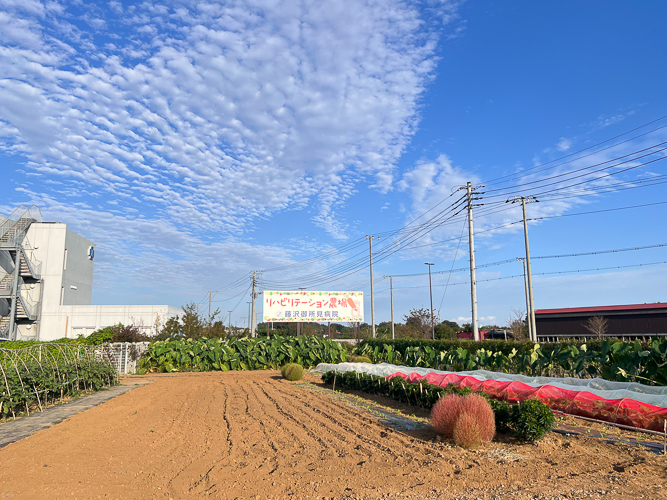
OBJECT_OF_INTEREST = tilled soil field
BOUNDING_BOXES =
[0,371,664,500]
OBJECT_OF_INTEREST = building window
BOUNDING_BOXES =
[60,286,64,305]
[63,249,68,270]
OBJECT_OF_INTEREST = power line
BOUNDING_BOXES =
[482,114,667,186]
[376,260,667,292]
[388,241,667,278]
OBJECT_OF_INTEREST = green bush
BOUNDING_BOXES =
[350,355,372,363]
[282,363,304,381]
[488,399,513,434]
[512,399,555,441]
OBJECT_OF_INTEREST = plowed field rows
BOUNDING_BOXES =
[0,371,664,499]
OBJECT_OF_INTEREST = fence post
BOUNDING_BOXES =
[124,343,129,375]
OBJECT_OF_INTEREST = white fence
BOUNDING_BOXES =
[96,342,150,374]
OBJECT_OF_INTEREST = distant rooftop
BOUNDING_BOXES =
[536,302,667,315]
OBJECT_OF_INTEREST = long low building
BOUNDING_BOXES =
[1,205,179,341]
[535,302,667,342]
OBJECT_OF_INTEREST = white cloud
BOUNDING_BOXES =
[556,137,572,152]
[0,0,461,238]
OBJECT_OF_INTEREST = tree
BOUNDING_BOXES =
[507,309,527,340]
[404,308,439,339]
[583,315,609,338]
[434,320,461,340]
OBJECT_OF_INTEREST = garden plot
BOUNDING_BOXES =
[0,371,664,499]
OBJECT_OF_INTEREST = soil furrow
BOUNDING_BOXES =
[0,371,663,500]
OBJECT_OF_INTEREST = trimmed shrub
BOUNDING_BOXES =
[489,399,513,434]
[453,412,483,449]
[460,394,495,442]
[350,355,372,363]
[282,363,304,381]
[512,399,555,442]
[431,394,464,438]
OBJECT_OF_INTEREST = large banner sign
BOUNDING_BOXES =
[263,291,364,323]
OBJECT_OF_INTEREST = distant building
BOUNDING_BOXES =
[0,205,179,341]
[457,330,510,340]
[535,303,667,342]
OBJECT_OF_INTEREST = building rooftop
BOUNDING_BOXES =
[536,302,667,315]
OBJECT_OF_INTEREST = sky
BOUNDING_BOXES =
[1,0,666,329]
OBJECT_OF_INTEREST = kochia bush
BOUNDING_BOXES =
[460,394,495,442]
[453,412,483,450]
[282,363,304,381]
[431,393,495,446]
[431,394,464,438]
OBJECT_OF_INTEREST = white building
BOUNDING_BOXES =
[0,205,179,341]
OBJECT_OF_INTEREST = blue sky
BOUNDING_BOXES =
[1,0,666,328]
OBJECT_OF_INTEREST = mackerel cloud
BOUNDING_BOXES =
[0,0,456,237]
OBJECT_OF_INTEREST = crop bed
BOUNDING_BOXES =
[0,371,664,499]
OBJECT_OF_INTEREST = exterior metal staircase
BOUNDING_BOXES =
[0,205,43,340]
[15,293,38,321]
[0,316,9,338]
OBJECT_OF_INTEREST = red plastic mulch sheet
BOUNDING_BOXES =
[389,371,667,431]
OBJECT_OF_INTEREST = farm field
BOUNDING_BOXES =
[0,371,664,500]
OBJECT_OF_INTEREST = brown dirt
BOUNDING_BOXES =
[0,371,664,500]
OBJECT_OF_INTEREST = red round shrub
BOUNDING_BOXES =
[459,394,495,442]
[431,394,464,438]
[453,412,483,449]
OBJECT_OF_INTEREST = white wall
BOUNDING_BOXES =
[22,304,181,341]
[15,221,180,341]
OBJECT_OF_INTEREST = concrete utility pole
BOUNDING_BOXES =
[425,263,435,339]
[508,196,538,341]
[465,182,483,341]
[246,301,251,335]
[228,310,233,334]
[516,258,532,341]
[208,291,217,326]
[384,275,395,340]
[250,272,263,337]
[297,287,306,336]
[367,235,380,338]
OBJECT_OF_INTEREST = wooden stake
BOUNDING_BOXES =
[333,373,336,393]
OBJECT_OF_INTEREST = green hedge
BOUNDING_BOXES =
[359,337,644,357]
[321,370,554,441]
[356,337,667,385]
[140,335,348,372]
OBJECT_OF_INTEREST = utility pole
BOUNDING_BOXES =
[366,235,380,338]
[228,310,233,335]
[425,263,435,340]
[464,182,484,341]
[208,291,217,327]
[508,196,538,341]
[246,301,251,336]
[297,287,306,336]
[384,275,395,340]
[516,258,532,341]
[250,272,262,338]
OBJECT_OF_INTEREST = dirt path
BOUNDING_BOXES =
[0,371,664,500]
